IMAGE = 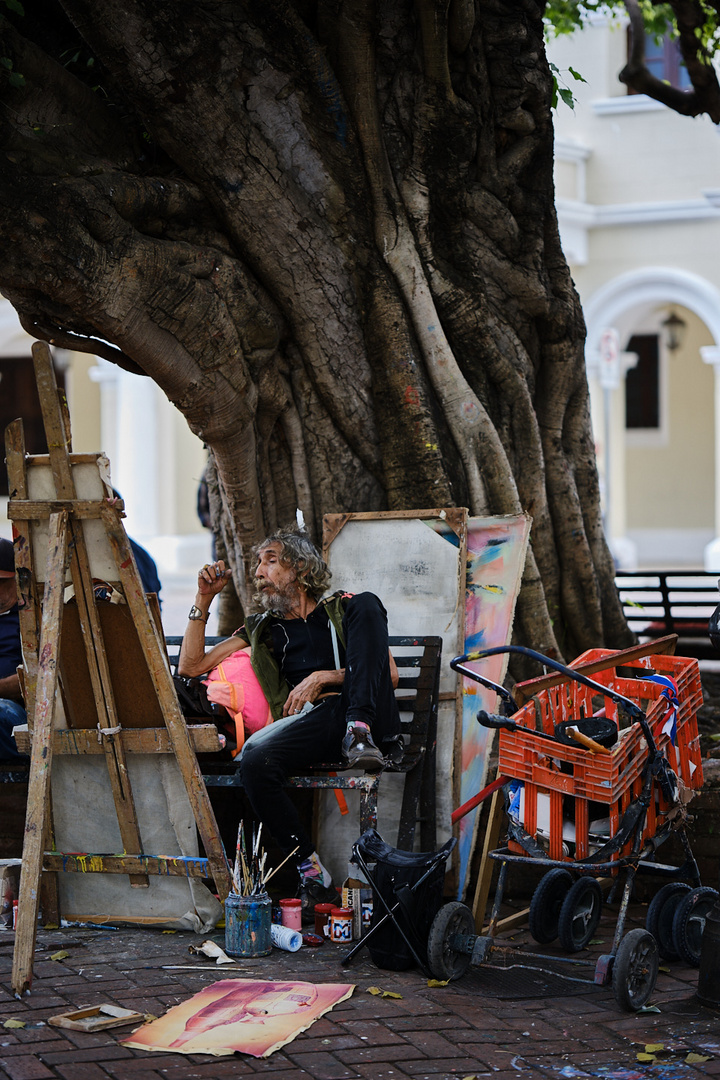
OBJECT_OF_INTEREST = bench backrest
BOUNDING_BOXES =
[615,570,719,660]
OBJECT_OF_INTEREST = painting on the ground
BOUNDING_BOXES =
[122,978,355,1057]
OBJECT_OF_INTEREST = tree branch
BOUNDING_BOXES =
[18,316,148,376]
[620,0,720,122]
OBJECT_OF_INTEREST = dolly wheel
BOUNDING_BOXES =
[645,882,691,960]
[529,868,573,944]
[672,886,719,968]
[612,929,659,1012]
[427,902,474,982]
[558,877,603,952]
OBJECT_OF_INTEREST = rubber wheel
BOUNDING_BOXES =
[528,868,573,944]
[557,877,603,953]
[647,881,690,959]
[612,928,659,1012]
[672,886,719,968]
[645,882,691,960]
[427,902,474,982]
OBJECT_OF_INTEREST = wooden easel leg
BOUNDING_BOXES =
[102,508,232,900]
[12,511,67,996]
[472,786,504,933]
[39,785,60,928]
[32,341,148,888]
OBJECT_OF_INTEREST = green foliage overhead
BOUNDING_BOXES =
[544,0,719,53]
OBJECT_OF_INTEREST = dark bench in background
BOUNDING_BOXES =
[615,569,719,661]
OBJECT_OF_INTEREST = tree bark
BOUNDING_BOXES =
[0,0,634,660]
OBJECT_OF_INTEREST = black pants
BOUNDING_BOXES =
[237,592,400,861]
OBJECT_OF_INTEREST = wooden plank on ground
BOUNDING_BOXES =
[12,511,67,996]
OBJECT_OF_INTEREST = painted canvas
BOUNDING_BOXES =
[447,514,530,898]
[122,978,355,1057]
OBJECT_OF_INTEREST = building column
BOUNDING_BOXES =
[702,346,720,571]
[89,360,160,538]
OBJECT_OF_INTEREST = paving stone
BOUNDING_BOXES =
[0,1058,55,1080]
[54,1064,116,1080]
[283,1051,359,1079]
[398,1058,491,1075]
[336,1021,406,1047]
[352,1065,411,1080]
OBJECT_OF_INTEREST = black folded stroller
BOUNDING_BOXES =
[341,829,457,976]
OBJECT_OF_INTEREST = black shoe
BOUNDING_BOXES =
[298,878,340,925]
[341,723,385,771]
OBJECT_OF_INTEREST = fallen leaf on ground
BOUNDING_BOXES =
[686,1054,711,1064]
[427,979,450,987]
[645,1044,665,1053]
[50,951,69,961]
[3,1020,25,1029]
[367,986,403,999]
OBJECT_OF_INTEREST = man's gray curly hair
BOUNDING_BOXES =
[252,525,331,602]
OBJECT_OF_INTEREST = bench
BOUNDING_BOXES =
[615,569,719,661]
[165,634,442,853]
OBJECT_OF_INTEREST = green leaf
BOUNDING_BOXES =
[0,56,12,70]
[8,71,25,87]
[4,0,25,13]
[568,67,587,83]
[558,86,576,109]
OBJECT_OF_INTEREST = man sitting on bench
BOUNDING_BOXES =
[178,524,401,919]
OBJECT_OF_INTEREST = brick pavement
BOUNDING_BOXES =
[1,904,719,1080]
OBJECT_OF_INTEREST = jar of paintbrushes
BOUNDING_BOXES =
[224,821,299,959]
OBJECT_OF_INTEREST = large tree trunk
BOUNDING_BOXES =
[0,0,633,659]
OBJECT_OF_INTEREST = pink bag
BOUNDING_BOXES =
[204,650,271,755]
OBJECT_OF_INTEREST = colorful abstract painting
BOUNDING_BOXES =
[455,515,530,898]
[122,978,355,1058]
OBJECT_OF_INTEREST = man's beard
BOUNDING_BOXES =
[255,581,301,615]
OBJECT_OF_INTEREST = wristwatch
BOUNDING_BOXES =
[188,605,208,622]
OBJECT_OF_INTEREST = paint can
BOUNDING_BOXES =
[279,897,302,931]
[224,891,272,958]
[697,897,720,1006]
[314,902,335,937]
[270,923,302,952]
[329,906,354,943]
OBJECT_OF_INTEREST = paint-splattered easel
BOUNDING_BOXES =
[6,342,231,995]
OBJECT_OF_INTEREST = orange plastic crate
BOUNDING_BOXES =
[501,650,703,863]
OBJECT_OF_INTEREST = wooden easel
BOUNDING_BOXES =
[7,342,231,995]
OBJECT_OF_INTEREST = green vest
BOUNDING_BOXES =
[235,592,349,722]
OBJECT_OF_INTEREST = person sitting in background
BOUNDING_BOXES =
[110,490,162,604]
[0,538,27,764]
[178,524,402,920]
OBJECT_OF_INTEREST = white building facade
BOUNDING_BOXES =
[549,19,720,570]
